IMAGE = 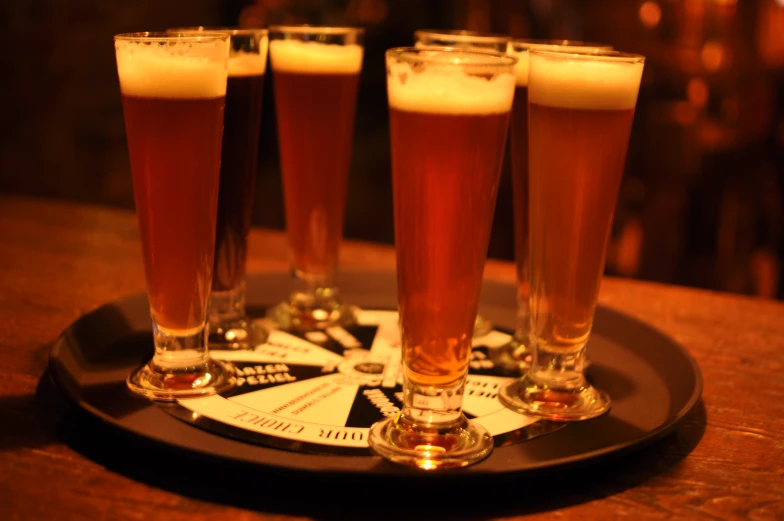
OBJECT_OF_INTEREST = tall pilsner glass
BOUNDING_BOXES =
[267,26,364,331]
[499,49,645,420]
[494,40,612,374]
[169,27,270,350]
[115,33,235,400]
[413,29,511,339]
[368,48,516,469]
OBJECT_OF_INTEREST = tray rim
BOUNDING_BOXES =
[48,269,704,479]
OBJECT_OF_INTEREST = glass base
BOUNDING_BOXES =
[368,413,493,470]
[490,338,532,374]
[267,293,357,332]
[127,358,235,402]
[209,317,269,350]
[473,313,493,338]
[209,285,268,350]
[498,373,611,421]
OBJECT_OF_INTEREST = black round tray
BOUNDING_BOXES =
[49,270,702,478]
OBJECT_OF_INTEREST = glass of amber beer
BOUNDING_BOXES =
[413,29,512,340]
[368,48,516,469]
[499,49,645,420]
[267,26,364,331]
[114,33,235,400]
[494,40,612,374]
[169,27,270,350]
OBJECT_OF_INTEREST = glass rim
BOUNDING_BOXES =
[387,46,518,67]
[166,27,269,36]
[414,29,512,44]
[509,39,612,52]
[530,48,645,63]
[114,31,229,42]
[268,25,365,36]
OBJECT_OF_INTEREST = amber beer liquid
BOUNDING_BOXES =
[270,41,362,278]
[213,56,265,292]
[388,66,514,389]
[118,48,226,333]
[507,42,610,346]
[527,55,643,351]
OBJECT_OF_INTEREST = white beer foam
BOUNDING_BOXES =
[229,51,267,76]
[116,39,228,98]
[387,58,515,115]
[508,43,610,87]
[528,53,643,110]
[269,40,363,74]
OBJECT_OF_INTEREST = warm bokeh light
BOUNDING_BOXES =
[701,40,726,71]
[639,1,662,29]
[687,78,709,107]
[757,0,784,66]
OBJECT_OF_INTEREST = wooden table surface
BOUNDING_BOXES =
[1,195,782,521]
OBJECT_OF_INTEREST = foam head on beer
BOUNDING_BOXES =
[528,50,644,110]
[269,39,363,74]
[115,35,229,98]
[166,29,268,77]
[507,41,612,87]
[386,50,516,115]
[228,51,267,77]
[226,31,268,77]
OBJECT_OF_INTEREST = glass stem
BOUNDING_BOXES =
[529,341,589,390]
[209,281,247,325]
[401,374,465,428]
[290,267,340,308]
[151,320,211,371]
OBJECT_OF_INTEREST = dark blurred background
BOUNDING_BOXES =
[2,0,783,299]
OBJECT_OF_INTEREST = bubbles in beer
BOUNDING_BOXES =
[269,40,363,74]
[528,53,644,110]
[115,39,228,98]
[387,54,515,115]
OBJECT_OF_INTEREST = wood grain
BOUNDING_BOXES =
[1,195,782,521]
